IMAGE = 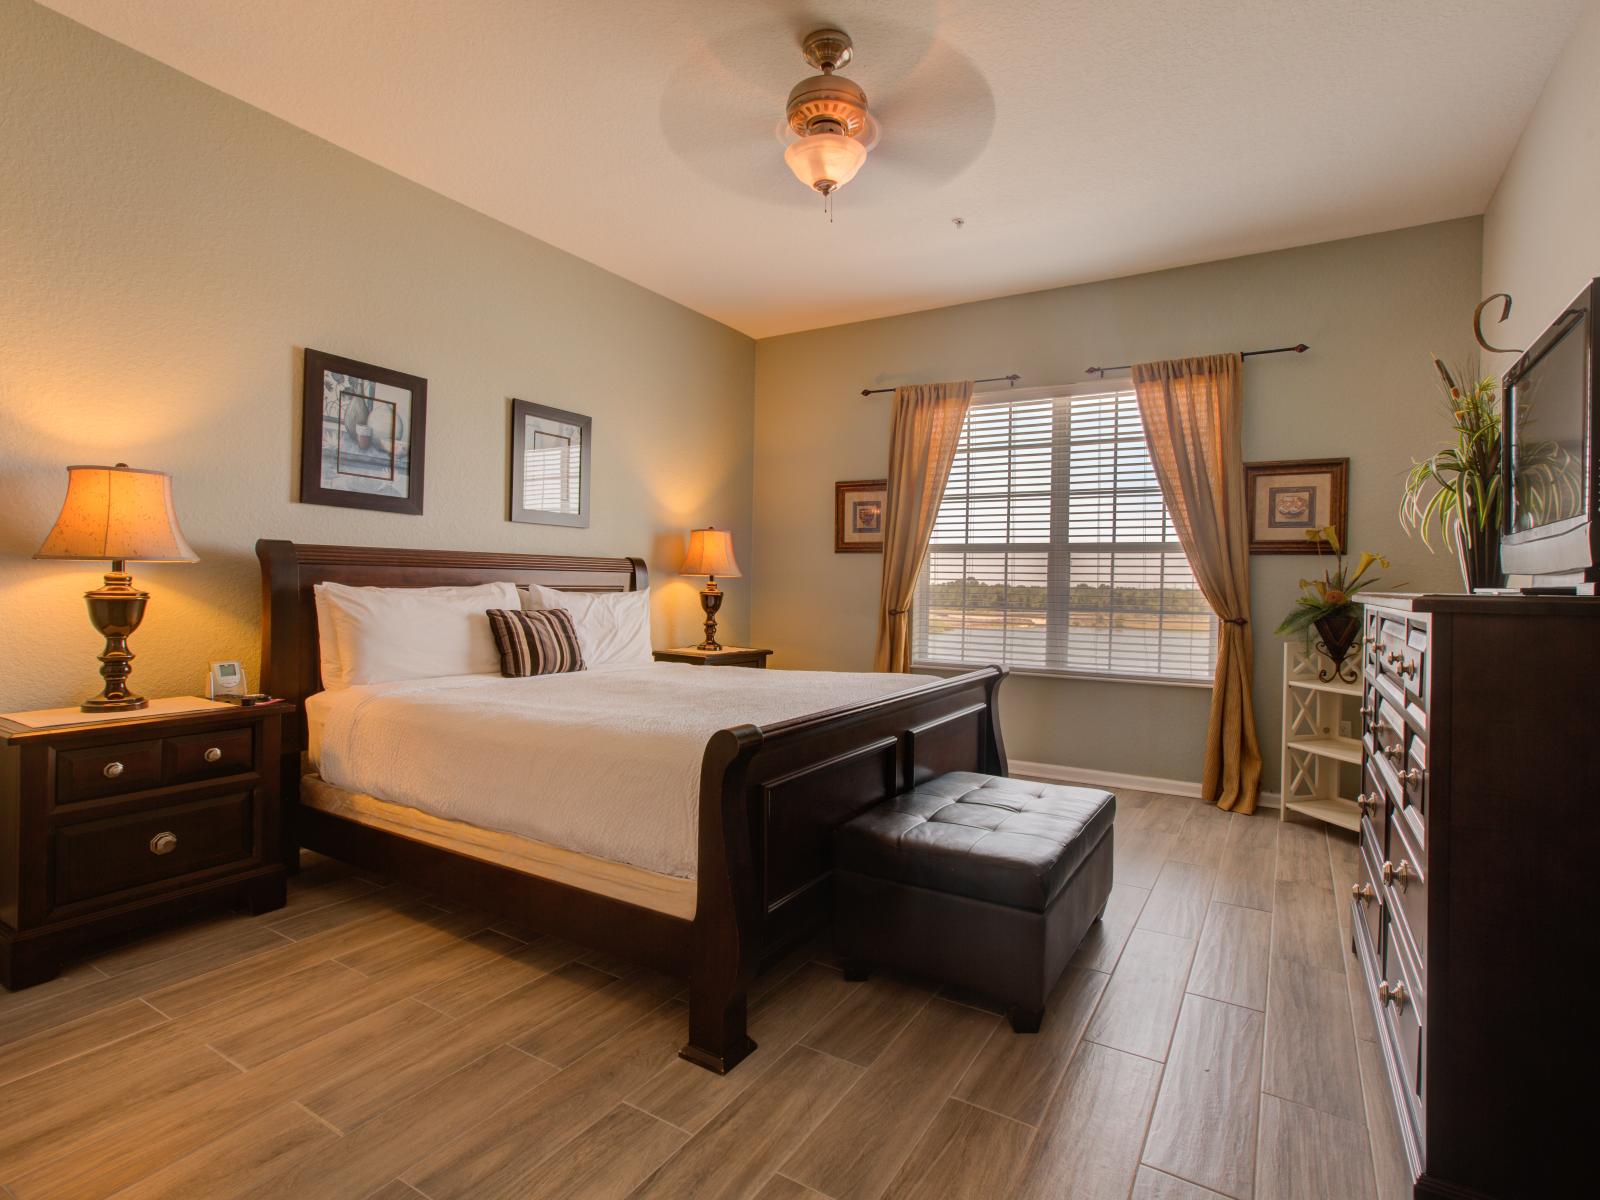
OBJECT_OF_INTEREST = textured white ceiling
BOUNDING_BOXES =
[37,0,1582,337]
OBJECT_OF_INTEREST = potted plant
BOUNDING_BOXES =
[1399,358,1505,591]
[1275,525,1390,681]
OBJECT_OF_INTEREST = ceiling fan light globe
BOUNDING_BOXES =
[784,133,867,194]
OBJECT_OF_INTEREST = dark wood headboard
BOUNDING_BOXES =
[255,539,647,751]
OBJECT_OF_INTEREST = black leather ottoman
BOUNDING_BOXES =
[832,772,1115,1032]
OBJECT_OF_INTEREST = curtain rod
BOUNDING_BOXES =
[860,373,1021,397]
[1085,343,1309,377]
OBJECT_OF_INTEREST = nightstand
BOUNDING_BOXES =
[653,646,773,668]
[0,700,291,989]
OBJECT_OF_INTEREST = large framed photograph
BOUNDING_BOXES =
[299,348,427,515]
[835,479,887,553]
[1245,458,1348,554]
[510,399,591,528]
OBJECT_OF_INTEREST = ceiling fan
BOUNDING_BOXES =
[657,18,994,214]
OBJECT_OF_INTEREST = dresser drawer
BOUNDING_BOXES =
[164,727,254,784]
[1354,830,1386,958]
[56,740,164,803]
[52,792,255,907]
[1379,922,1426,1119]
[1382,813,1427,963]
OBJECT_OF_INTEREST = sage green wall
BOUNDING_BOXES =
[0,0,754,714]
[753,220,1481,786]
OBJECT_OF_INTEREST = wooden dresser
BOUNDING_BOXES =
[0,702,290,989]
[1353,594,1599,1198]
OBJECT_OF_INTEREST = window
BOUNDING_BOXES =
[912,383,1217,683]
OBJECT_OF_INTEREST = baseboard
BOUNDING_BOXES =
[1009,759,1282,809]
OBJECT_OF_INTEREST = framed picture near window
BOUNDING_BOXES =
[1244,458,1348,554]
[835,479,887,553]
[510,399,591,527]
[299,348,427,515]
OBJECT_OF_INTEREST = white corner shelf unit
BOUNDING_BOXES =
[1280,642,1363,831]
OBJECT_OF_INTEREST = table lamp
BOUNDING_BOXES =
[35,464,198,712]
[680,527,741,651]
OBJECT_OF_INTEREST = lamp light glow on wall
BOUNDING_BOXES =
[783,28,878,217]
[679,527,742,651]
[34,464,197,711]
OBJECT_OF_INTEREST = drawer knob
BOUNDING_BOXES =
[203,747,223,763]
[149,832,178,856]
[102,761,125,779]
[1398,659,1418,679]
[1400,766,1425,787]
[1385,650,1403,666]
[1378,980,1410,1011]
[1355,793,1376,815]
[1381,859,1413,891]
[1351,882,1374,906]
[1382,744,1405,763]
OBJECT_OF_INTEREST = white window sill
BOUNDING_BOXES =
[911,661,1214,690]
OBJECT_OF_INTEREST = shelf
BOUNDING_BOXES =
[1285,796,1362,832]
[1286,734,1364,765]
[1286,675,1361,697]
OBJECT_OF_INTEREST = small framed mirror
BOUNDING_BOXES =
[509,399,591,527]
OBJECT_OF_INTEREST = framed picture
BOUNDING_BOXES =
[835,479,887,553]
[299,348,427,515]
[510,399,591,528]
[1244,458,1349,554]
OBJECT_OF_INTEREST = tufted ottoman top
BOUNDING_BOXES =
[834,772,1115,911]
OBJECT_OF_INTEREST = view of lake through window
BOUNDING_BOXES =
[913,384,1217,682]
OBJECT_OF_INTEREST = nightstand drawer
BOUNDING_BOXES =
[56,740,164,803]
[165,727,254,784]
[53,792,254,907]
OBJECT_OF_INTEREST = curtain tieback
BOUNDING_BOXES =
[1222,617,1248,626]
[887,607,911,616]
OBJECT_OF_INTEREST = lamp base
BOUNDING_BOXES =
[80,567,150,713]
[696,581,725,652]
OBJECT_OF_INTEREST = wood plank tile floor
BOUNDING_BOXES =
[0,791,1412,1199]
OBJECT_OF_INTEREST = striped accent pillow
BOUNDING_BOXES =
[484,608,585,677]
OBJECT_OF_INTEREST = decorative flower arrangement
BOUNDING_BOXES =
[1275,525,1390,680]
[1399,358,1504,590]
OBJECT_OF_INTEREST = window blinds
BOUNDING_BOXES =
[912,385,1218,682]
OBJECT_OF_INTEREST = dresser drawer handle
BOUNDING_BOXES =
[1355,793,1376,816]
[203,747,223,764]
[1381,859,1413,891]
[1384,650,1404,666]
[1397,659,1418,679]
[1399,766,1425,787]
[149,832,178,856]
[1382,744,1405,764]
[102,761,125,779]
[1378,980,1410,1011]
[1351,882,1374,906]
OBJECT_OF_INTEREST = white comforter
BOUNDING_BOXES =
[309,663,926,879]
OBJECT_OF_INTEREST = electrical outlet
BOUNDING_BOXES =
[1338,719,1352,738]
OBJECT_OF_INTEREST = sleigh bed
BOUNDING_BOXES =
[257,539,1007,1073]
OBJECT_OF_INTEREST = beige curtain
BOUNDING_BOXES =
[1132,354,1262,813]
[874,380,975,672]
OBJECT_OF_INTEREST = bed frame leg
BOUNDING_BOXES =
[681,978,756,1074]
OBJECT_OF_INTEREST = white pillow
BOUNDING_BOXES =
[313,580,520,689]
[523,584,653,668]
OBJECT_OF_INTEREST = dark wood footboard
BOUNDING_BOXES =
[683,666,1007,1072]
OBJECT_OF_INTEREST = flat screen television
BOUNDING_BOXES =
[1500,278,1600,589]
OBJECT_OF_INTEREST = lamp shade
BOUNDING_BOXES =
[680,527,741,578]
[783,132,868,193]
[35,464,198,563]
